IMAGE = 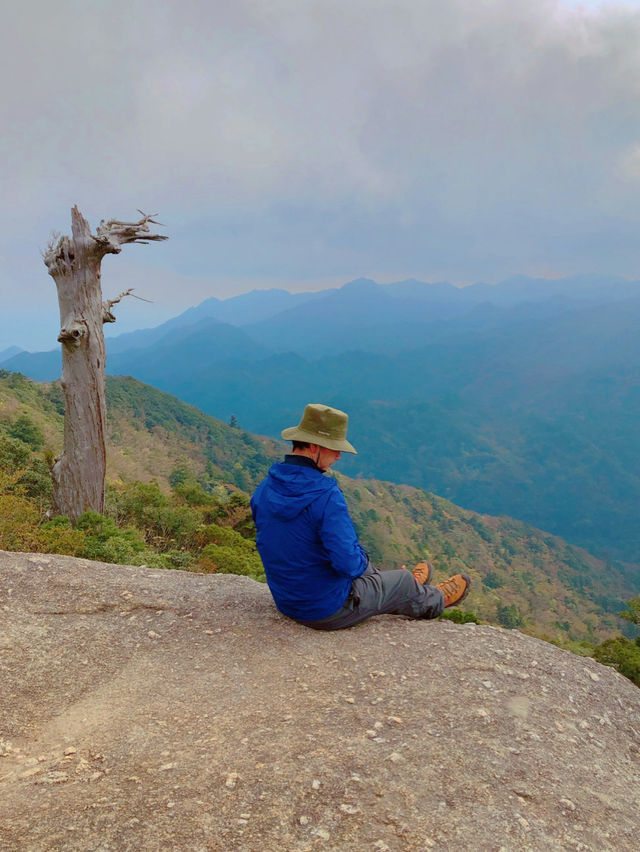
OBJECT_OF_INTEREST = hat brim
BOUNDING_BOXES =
[281,425,357,454]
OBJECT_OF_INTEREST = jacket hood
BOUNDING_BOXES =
[261,462,336,520]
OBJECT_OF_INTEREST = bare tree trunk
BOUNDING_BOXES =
[44,206,166,521]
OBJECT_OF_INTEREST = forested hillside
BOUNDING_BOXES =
[4,275,639,567]
[1,369,637,655]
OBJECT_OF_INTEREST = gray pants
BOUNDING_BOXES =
[296,565,445,631]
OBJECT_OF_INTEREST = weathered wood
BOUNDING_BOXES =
[43,206,166,520]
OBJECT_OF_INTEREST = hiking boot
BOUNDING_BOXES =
[435,573,471,608]
[411,561,433,584]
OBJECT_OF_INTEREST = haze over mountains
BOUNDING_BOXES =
[3,274,640,569]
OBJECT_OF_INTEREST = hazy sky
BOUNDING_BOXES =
[2,0,640,351]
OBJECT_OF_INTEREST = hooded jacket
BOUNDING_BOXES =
[251,457,368,620]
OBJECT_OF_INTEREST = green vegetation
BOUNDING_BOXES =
[496,603,524,630]
[105,376,273,492]
[552,596,640,687]
[619,597,640,627]
[0,371,265,580]
[439,609,480,625]
[592,635,640,687]
[1,468,263,579]
[8,414,45,450]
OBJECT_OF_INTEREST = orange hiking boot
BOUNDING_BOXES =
[435,573,471,608]
[411,561,433,584]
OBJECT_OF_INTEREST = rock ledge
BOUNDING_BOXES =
[1,550,639,851]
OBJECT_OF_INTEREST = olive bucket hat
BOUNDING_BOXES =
[281,403,357,454]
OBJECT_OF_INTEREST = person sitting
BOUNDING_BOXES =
[250,403,470,630]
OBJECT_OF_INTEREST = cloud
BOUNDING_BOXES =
[2,0,640,350]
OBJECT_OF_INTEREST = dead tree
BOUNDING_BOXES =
[43,206,167,521]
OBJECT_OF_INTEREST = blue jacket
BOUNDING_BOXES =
[251,457,368,620]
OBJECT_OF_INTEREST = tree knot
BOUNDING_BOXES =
[57,321,87,346]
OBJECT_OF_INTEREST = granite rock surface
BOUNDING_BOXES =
[1,550,639,851]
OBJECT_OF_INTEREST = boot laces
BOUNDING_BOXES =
[438,576,462,596]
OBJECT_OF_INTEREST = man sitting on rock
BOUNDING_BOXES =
[251,403,471,630]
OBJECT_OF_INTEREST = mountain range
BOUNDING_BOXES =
[3,273,640,569]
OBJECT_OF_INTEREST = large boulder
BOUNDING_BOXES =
[1,550,638,851]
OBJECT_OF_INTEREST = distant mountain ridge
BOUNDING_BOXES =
[5,273,639,368]
[104,287,331,355]
[2,274,640,566]
[0,345,23,361]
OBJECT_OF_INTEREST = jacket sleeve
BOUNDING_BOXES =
[317,486,369,579]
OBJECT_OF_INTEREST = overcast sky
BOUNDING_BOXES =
[2,0,640,351]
